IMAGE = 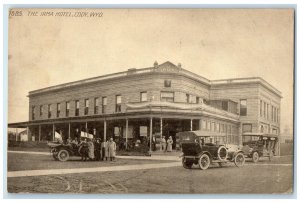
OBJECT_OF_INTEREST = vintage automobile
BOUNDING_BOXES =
[241,133,278,163]
[47,141,84,161]
[177,131,245,170]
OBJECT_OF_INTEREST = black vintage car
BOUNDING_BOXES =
[48,141,83,161]
[177,131,245,170]
[241,133,278,163]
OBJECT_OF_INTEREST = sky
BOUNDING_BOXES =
[8,8,294,132]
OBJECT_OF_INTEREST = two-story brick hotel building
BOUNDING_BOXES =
[8,61,282,153]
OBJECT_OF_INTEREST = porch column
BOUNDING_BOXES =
[125,118,128,150]
[190,119,193,131]
[149,117,153,152]
[15,128,18,141]
[104,120,107,141]
[85,122,88,137]
[160,117,163,151]
[26,126,29,141]
[68,123,71,139]
[52,124,55,141]
[38,125,41,142]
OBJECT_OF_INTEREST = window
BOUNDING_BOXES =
[161,91,174,102]
[66,102,70,117]
[260,100,262,117]
[115,95,122,112]
[164,80,171,87]
[84,99,89,115]
[140,92,147,102]
[207,121,211,131]
[212,122,216,132]
[216,123,220,132]
[94,98,99,114]
[39,105,43,117]
[196,97,200,104]
[274,107,277,123]
[242,124,252,133]
[222,101,228,111]
[263,102,266,118]
[277,108,279,123]
[221,124,225,133]
[75,100,79,116]
[202,120,207,130]
[185,94,190,103]
[57,103,61,118]
[48,104,52,118]
[240,99,247,116]
[32,106,35,120]
[102,97,107,113]
[267,104,269,120]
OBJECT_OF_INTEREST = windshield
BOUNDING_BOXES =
[243,135,260,142]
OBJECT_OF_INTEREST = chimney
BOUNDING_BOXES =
[178,63,182,69]
[154,61,158,68]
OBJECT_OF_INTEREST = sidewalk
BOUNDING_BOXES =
[8,150,182,161]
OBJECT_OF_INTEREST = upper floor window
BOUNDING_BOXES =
[94,97,99,114]
[57,103,61,118]
[32,106,36,120]
[116,95,122,112]
[48,104,52,118]
[75,100,79,116]
[266,104,269,120]
[102,97,107,114]
[263,102,266,118]
[222,101,228,111]
[161,91,174,102]
[260,100,263,117]
[196,97,200,104]
[186,94,190,103]
[140,92,147,102]
[84,99,89,115]
[66,101,70,117]
[164,80,172,87]
[39,105,43,117]
[240,99,247,116]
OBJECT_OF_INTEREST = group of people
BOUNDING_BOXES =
[67,137,117,161]
[160,136,174,152]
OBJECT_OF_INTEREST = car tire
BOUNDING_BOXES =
[234,152,245,167]
[57,149,70,162]
[199,154,210,170]
[217,146,228,161]
[182,157,193,169]
[252,151,259,163]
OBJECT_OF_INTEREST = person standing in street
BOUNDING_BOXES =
[161,136,166,152]
[167,136,173,152]
[107,137,117,161]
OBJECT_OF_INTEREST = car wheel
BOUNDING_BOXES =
[234,152,245,167]
[199,154,210,170]
[252,151,259,163]
[58,149,70,162]
[182,157,193,169]
[217,146,228,161]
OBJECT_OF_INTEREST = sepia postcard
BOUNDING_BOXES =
[6,8,295,195]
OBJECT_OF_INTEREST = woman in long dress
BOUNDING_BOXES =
[87,139,95,160]
[167,136,173,152]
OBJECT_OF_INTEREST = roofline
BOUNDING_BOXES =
[27,62,281,98]
[211,77,282,98]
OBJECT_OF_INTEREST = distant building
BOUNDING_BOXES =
[8,61,281,153]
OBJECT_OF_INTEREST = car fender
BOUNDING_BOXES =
[199,151,213,160]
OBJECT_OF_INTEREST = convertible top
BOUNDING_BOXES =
[242,132,279,138]
[243,133,279,138]
[177,130,226,138]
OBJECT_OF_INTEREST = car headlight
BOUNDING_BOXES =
[249,148,253,152]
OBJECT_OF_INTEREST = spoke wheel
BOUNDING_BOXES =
[234,152,245,167]
[199,154,210,170]
[58,149,70,162]
[182,158,193,169]
[252,151,259,163]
